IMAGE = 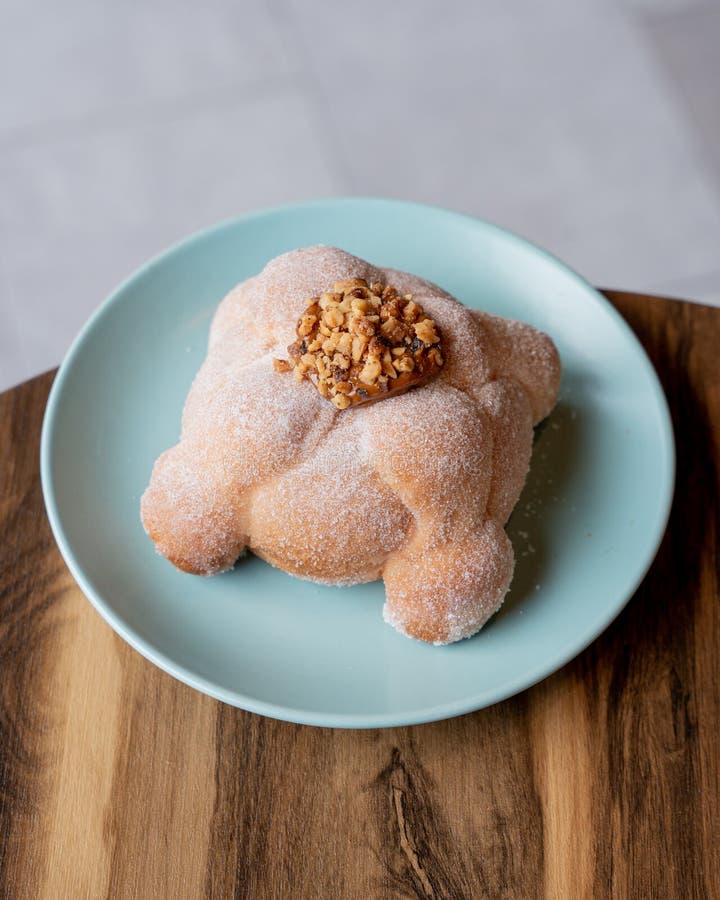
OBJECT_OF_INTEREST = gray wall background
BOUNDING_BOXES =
[1,0,719,391]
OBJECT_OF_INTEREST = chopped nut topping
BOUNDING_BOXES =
[323,307,345,329]
[336,332,353,354]
[334,278,367,293]
[351,334,369,362]
[394,355,415,373]
[359,357,382,384]
[277,277,444,409]
[350,315,376,337]
[322,336,337,356]
[380,316,407,344]
[403,300,421,322]
[331,393,352,409]
[297,313,317,337]
[318,292,341,310]
[414,319,440,345]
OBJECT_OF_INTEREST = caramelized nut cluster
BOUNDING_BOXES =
[274,278,444,409]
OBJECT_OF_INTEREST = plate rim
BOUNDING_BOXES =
[39,197,676,728]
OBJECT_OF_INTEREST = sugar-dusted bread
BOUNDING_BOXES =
[141,247,560,644]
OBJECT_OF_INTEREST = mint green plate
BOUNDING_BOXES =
[40,199,674,728]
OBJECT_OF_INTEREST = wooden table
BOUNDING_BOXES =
[1,291,718,899]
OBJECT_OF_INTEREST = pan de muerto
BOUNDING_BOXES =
[141,246,560,644]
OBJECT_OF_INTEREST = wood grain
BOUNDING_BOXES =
[1,292,718,899]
